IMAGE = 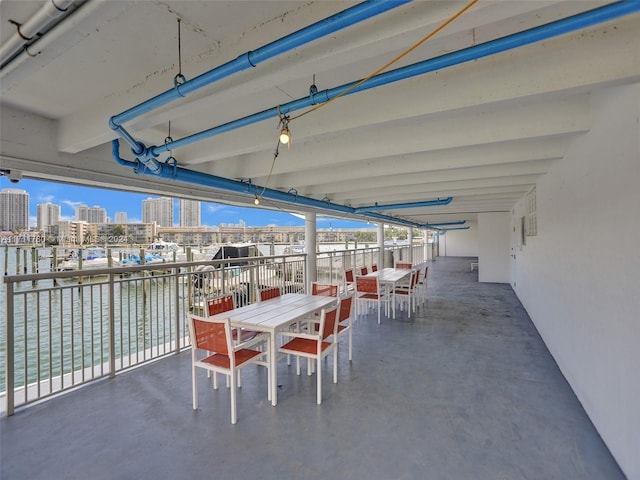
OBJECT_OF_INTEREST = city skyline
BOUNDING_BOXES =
[0,177,371,230]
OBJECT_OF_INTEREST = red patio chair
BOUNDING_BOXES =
[188,315,269,424]
[278,299,341,404]
[311,282,339,297]
[336,293,354,361]
[208,294,263,344]
[355,275,388,325]
[343,268,355,293]
[396,262,412,269]
[393,269,419,317]
[416,264,429,307]
[258,286,281,302]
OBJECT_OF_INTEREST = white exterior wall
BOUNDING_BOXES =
[478,212,510,283]
[512,84,640,479]
[438,222,478,257]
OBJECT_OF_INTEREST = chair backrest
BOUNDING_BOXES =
[419,265,429,283]
[320,301,340,340]
[396,262,412,269]
[410,269,419,288]
[339,294,354,322]
[311,282,338,297]
[355,275,378,294]
[371,264,378,272]
[207,294,235,316]
[190,316,230,356]
[259,287,281,302]
[344,269,355,283]
[360,266,368,275]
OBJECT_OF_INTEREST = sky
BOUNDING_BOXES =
[1,177,372,229]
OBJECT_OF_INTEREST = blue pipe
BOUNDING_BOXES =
[113,1,640,226]
[112,139,422,228]
[151,0,640,158]
[354,197,452,213]
[425,221,466,227]
[109,0,412,153]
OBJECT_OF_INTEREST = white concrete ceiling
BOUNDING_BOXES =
[1,0,639,228]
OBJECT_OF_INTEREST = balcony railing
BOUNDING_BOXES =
[1,242,424,415]
[1,253,308,415]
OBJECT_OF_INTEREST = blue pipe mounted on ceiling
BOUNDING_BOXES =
[140,0,640,165]
[112,0,640,227]
[112,139,422,228]
[425,221,466,227]
[354,198,452,213]
[437,226,470,233]
[109,0,412,158]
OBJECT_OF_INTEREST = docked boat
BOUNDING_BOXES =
[120,253,165,266]
[145,240,186,261]
[58,247,120,271]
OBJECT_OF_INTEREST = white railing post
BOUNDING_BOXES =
[108,272,116,378]
[174,267,181,352]
[5,281,15,416]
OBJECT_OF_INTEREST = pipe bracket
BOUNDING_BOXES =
[8,20,32,41]
[173,74,187,97]
[309,84,318,105]
[243,51,257,68]
[165,156,178,178]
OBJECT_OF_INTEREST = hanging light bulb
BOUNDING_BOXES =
[254,195,260,205]
[277,108,291,146]
[279,126,290,145]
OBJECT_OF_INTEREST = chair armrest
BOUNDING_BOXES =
[279,331,319,341]
[233,332,269,351]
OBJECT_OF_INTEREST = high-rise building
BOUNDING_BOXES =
[0,188,30,231]
[75,204,89,222]
[37,202,61,230]
[179,199,201,227]
[114,211,128,224]
[87,205,107,224]
[142,197,173,227]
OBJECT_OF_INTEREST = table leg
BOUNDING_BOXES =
[392,281,396,319]
[270,331,278,406]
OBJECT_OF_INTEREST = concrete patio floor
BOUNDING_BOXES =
[0,257,623,479]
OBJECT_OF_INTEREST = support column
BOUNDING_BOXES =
[377,223,385,268]
[408,228,414,264]
[305,212,317,289]
[423,229,429,262]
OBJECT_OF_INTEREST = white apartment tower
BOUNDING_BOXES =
[87,205,107,224]
[142,197,173,227]
[179,199,201,227]
[114,211,127,224]
[75,204,89,222]
[0,188,30,231]
[37,202,61,230]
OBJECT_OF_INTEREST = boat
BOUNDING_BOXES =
[58,247,120,271]
[120,253,166,266]
[283,244,305,255]
[145,240,186,261]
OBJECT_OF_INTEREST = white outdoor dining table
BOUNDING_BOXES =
[366,268,412,319]
[209,293,337,406]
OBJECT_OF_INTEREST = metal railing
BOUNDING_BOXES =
[1,242,426,415]
[1,253,306,415]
